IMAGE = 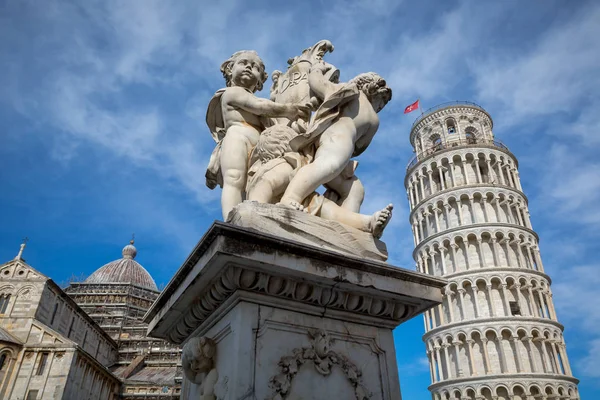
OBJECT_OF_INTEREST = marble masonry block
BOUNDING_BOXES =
[227,201,389,262]
[145,222,445,400]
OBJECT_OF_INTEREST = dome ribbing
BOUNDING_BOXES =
[84,241,158,291]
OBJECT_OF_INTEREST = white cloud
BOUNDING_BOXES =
[534,144,600,227]
[398,356,430,376]
[578,339,600,378]
[472,3,600,126]
[552,264,600,378]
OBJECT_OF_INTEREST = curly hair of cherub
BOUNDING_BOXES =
[254,124,296,163]
[220,50,269,92]
[349,72,392,105]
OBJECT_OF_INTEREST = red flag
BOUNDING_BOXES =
[404,99,420,114]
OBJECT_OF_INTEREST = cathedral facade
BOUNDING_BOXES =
[0,241,181,399]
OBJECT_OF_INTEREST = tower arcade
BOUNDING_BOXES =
[404,102,580,400]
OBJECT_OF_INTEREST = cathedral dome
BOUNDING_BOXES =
[84,241,158,291]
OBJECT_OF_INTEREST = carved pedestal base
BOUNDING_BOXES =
[145,222,444,400]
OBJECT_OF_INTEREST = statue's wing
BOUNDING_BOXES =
[206,89,227,142]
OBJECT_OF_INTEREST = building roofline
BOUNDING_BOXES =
[46,279,119,349]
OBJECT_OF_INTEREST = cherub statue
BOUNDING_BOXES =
[279,65,392,213]
[247,124,393,238]
[205,50,310,220]
[182,336,218,400]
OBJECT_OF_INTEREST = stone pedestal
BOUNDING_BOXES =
[145,221,445,400]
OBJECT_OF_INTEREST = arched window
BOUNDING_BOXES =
[465,127,478,144]
[446,119,457,134]
[430,134,442,152]
[0,353,7,370]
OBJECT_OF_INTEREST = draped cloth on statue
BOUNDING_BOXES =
[289,82,360,153]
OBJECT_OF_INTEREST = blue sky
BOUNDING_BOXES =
[1,0,599,397]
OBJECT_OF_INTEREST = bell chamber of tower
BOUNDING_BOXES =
[404,102,580,400]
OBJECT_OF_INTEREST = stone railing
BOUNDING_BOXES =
[406,138,510,171]
[410,101,486,129]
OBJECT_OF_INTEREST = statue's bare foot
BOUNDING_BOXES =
[370,204,393,239]
[278,199,305,212]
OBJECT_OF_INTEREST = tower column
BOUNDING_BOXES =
[486,284,497,317]
[500,284,511,316]
[438,166,446,190]
[457,289,467,321]
[434,346,443,380]
[428,351,437,382]
[446,290,456,323]
[497,162,506,185]
[480,198,489,223]
[443,203,451,230]
[524,336,538,373]
[559,343,573,376]
[427,169,435,194]
[461,157,470,185]
[511,336,523,372]
[466,339,477,376]
[439,246,448,275]
[433,207,441,233]
[474,160,483,183]
[443,344,452,379]
[490,238,500,266]
[547,292,558,320]
[472,286,481,318]
[537,289,549,318]
[477,238,487,268]
[452,341,462,377]
[448,162,456,188]
[481,338,491,374]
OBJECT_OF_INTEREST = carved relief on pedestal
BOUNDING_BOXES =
[268,329,371,400]
[181,336,219,400]
[169,265,415,344]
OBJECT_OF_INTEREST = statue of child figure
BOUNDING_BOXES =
[205,50,310,220]
[279,64,392,211]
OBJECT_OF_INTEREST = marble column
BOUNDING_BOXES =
[466,339,477,376]
[457,289,467,321]
[511,337,523,372]
[439,246,448,276]
[487,284,497,317]
[427,169,435,195]
[472,286,481,318]
[481,338,491,374]
[537,290,549,319]
[433,208,441,233]
[461,157,470,185]
[524,336,538,373]
[448,162,456,188]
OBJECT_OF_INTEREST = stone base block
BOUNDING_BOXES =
[145,222,445,400]
[228,201,389,261]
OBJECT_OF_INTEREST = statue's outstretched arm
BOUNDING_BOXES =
[224,87,307,120]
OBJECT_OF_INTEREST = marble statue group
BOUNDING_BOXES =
[205,40,393,239]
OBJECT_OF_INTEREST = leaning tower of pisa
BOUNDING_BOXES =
[404,102,580,400]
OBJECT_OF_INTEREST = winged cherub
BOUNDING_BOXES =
[279,65,392,212]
